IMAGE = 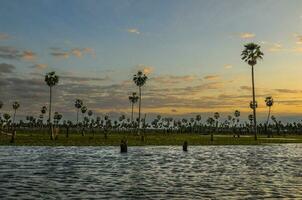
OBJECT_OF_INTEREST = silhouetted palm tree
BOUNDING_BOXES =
[128,92,139,122]
[133,71,148,132]
[45,71,59,140]
[40,106,47,125]
[74,99,83,126]
[265,96,274,125]
[242,43,263,140]
[12,101,20,125]
[207,117,215,141]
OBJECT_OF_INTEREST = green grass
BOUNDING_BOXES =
[1,131,302,146]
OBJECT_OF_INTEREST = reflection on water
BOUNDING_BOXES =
[0,144,301,199]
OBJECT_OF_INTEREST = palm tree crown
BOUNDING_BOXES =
[234,110,240,118]
[75,99,83,109]
[265,96,274,107]
[129,92,139,104]
[45,71,59,87]
[241,43,264,66]
[41,106,47,114]
[12,101,20,110]
[133,71,148,87]
[81,106,87,114]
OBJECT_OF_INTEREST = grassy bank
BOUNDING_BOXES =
[1,131,302,146]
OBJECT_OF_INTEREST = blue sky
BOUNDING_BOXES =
[1,0,302,122]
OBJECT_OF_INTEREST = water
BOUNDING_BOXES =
[0,145,301,199]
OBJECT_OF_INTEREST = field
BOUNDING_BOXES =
[1,131,302,146]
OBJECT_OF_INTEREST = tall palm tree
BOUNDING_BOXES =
[128,92,139,122]
[265,96,274,126]
[12,101,20,125]
[45,71,59,140]
[81,106,87,136]
[241,43,264,140]
[74,99,83,126]
[133,71,148,132]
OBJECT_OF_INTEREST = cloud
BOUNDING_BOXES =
[127,28,140,34]
[135,64,154,75]
[239,32,255,39]
[274,89,301,94]
[50,51,70,59]
[21,51,36,61]
[51,47,95,59]
[150,75,196,84]
[0,46,37,61]
[294,34,302,44]
[268,43,283,52]
[204,75,220,80]
[224,64,233,69]
[240,86,252,91]
[0,63,15,74]
[0,33,10,40]
[30,64,48,70]
[60,75,110,83]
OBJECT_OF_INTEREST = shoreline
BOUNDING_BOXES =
[1,132,302,146]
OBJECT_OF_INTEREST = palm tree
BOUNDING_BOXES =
[41,106,47,125]
[81,106,87,136]
[74,99,83,126]
[45,71,59,140]
[234,110,241,137]
[133,71,148,132]
[12,101,20,125]
[265,96,274,137]
[128,92,139,122]
[241,43,263,140]
[206,117,215,141]
[213,112,220,139]
[265,96,274,125]
[81,106,87,121]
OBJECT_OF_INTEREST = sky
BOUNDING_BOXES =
[0,0,302,122]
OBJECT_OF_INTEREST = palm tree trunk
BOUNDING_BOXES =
[251,65,257,140]
[13,109,16,126]
[49,86,53,140]
[266,106,271,126]
[131,102,134,122]
[266,106,271,138]
[77,109,79,125]
[138,86,142,134]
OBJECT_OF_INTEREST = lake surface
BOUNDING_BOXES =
[0,144,301,199]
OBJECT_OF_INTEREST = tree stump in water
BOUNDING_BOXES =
[120,139,128,153]
[183,141,188,151]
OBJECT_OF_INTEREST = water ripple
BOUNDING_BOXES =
[0,144,301,199]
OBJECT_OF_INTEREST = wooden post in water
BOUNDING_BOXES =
[120,139,128,153]
[183,141,188,151]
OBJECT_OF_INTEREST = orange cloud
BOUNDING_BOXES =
[204,75,220,80]
[21,51,36,61]
[224,64,233,69]
[239,32,255,39]
[32,63,48,70]
[136,64,154,75]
